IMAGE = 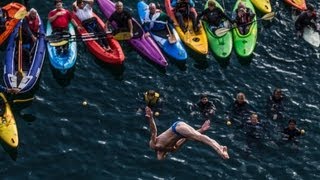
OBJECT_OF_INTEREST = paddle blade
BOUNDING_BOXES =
[50,40,68,47]
[16,71,24,85]
[261,12,275,21]
[14,9,28,19]
[215,27,230,37]
[113,32,131,41]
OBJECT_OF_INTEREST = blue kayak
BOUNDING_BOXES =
[46,22,77,74]
[137,1,187,61]
[4,18,46,94]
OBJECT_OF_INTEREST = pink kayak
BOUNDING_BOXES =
[97,0,168,67]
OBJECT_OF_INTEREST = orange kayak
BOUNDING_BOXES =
[0,3,25,46]
[284,0,307,11]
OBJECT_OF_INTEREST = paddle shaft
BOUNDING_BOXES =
[18,26,23,75]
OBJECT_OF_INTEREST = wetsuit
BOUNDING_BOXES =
[244,121,264,139]
[143,11,171,32]
[197,7,232,30]
[283,127,301,140]
[295,11,317,32]
[267,95,284,119]
[173,0,197,32]
[233,8,255,35]
[195,101,216,118]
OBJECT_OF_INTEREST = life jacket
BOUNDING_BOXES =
[144,10,163,30]
[0,8,6,33]
[25,15,40,33]
[144,92,160,106]
[236,8,251,24]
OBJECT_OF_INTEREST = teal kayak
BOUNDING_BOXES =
[203,0,232,59]
[232,0,257,58]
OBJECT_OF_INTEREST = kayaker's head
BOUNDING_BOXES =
[115,1,124,13]
[288,119,297,130]
[54,0,63,10]
[146,90,156,100]
[238,2,246,12]
[200,94,209,105]
[76,0,85,9]
[149,3,156,14]
[28,8,38,20]
[306,4,316,17]
[250,113,259,125]
[236,92,246,105]
[272,88,283,101]
[208,0,216,10]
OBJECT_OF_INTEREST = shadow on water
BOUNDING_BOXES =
[237,55,253,66]
[214,55,231,68]
[50,65,75,87]
[0,141,17,161]
[188,50,209,70]
[93,58,125,80]
[167,56,187,71]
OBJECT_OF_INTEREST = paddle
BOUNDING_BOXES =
[215,12,275,37]
[165,23,177,44]
[13,9,28,20]
[46,31,132,45]
[16,25,24,85]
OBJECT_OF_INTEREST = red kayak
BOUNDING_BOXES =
[72,12,125,64]
[284,0,307,11]
[0,3,25,46]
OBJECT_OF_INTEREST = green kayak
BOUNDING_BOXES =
[232,0,257,58]
[203,0,232,59]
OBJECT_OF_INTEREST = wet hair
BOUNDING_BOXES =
[29,8,37,14]
[236,92,246,101]
[307,3,314,11]
[54,0,62,5]
[147,90,155,96]
[115,1,123,7]
[288,119,296,125]
[208,0,216,7]
[76,0,83,6]
[273,88,282,95]
[200,94,208,100]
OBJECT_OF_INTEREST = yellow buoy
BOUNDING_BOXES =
[154,112,160,116]
[300,129,305,134]
[82,101,88,106]
[227,121,232,126]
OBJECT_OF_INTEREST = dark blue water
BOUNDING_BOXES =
[0,0,319,179]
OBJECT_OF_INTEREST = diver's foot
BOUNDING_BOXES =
[219,146,229,159]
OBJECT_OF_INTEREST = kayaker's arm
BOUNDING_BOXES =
[128,18,133,37]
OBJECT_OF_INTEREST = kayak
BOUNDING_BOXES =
[0,93,18,148]
[137,0,187,61]
[97,0,168,67]
[4,15,46,94]
[250,0,272,14]
[232,0,257,58]
[46,22,77,74]
[71,12,125,64]
[164,0,208,55]
[0,3,25,46]
[284,0,307,11]
[203,0,232,59]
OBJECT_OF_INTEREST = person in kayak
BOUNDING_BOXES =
[232,2,255,35]
[21,8,40,62]
[196,0,233,32]
[48,0,76,54]
[73,0,112,52]
[282,119,303,141]
[192,94,216,120]
[172,0,198,33]
[0,6,9,34]
[295,4,319,37]
[266,88,285,120]
[226,92,255,125]
[105,1,133,38]
[142,3,172,35]
[145,106,229,160]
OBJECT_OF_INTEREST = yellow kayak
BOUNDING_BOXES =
[251,0,272,13]
[164,0,208,55]
[0,93,18,148]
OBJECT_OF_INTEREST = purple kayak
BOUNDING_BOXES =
[97,0,168,67]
